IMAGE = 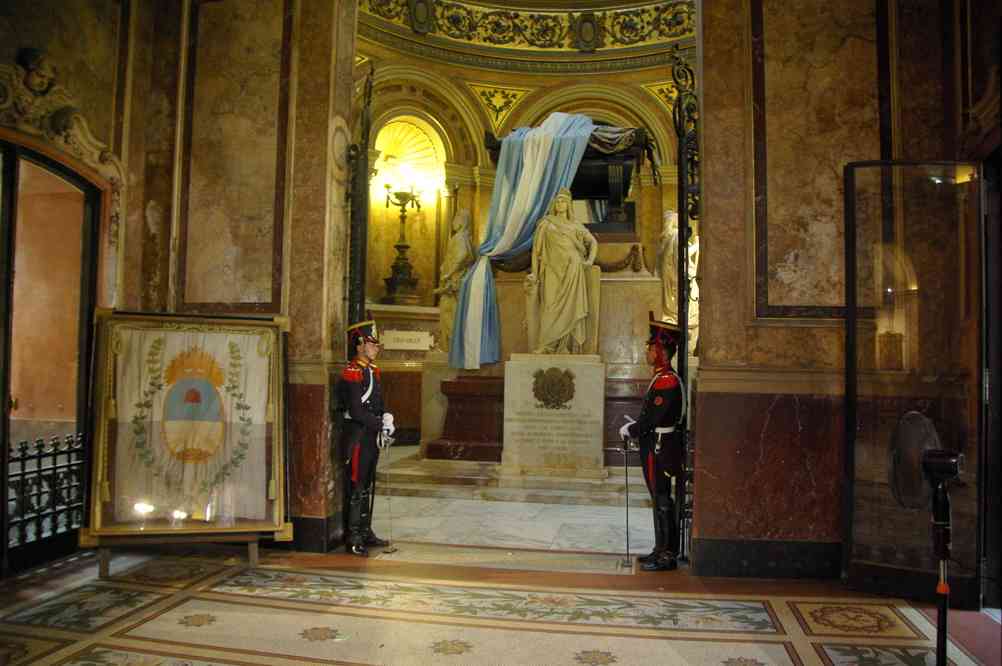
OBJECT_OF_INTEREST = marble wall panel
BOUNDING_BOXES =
[287,0,334,361]
[0,0,122,147]
[181,0,286,308]
[894,0,947,161]
[761,0,880,309]
[137,0,182,312]
[693,391,842,541]
[287,383,331,518]
[699,0,749,366]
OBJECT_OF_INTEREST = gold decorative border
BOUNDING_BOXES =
[86,311,288,540]
[466,82,533,134]
[361,0,695,53]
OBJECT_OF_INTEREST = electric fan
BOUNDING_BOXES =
[888,411,963,666]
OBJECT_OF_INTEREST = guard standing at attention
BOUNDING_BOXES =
[619,313,686,571]
[339,318,395,556]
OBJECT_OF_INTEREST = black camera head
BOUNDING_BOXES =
[921,448,963,485]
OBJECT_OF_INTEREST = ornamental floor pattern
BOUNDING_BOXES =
[0,548,990,666]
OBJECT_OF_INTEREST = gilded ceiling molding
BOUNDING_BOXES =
[361,0,694,53]
[358,21,695,73]
[0,48,125,304]
[641,80,679,114]
[466,82,534,134]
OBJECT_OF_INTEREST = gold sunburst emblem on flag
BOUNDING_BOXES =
[162,347,226,463]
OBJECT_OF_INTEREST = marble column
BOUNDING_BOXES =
[284,0,356,552]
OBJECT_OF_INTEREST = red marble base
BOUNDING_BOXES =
[693,391,843,542]
[426,376,503,462]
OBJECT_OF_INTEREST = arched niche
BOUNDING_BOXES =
[356,65,485,168]
[366,114,451,306]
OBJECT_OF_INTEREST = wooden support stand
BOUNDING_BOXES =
[81,528,284,578]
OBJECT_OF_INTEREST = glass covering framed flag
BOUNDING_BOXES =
[86,311,288,539]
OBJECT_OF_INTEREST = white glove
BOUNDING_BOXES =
[382,412,395,437]
[618,422,632,441]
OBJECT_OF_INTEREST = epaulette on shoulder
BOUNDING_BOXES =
[341,364,364,383]
[371,364,381,379]
[653,373,679,390]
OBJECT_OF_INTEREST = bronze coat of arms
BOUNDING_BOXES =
[532,367,575,409]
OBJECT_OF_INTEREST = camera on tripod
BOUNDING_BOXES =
[922,449,963,485]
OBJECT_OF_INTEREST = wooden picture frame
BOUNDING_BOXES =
[86,311,289,540]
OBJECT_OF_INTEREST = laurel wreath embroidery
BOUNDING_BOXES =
[532,367,575,409]
[129,338,253,499]
[130,336,172,488]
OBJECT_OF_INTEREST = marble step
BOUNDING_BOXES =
[373,480,653,508]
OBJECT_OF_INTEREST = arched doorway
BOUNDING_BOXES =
[0,142,101,576]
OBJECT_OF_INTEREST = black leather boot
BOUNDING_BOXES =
[347,489,368,556]
[638,503,665,564]
[642,494,678,572]
[363,489,388,548]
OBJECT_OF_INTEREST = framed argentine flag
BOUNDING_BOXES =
[85,311,290,542]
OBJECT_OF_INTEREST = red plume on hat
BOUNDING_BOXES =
[647,310,681,349]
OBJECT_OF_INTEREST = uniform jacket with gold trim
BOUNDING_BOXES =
[338,359,384,450]
[627,365,684,476]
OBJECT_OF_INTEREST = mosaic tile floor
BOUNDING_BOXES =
[0,551,988,666]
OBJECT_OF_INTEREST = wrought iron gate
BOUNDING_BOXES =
[669,47,700,563]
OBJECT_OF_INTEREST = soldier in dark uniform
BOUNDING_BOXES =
[338,319,395,556]
[618,314,686,571]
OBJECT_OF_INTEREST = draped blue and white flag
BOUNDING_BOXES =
[449,112,594,369]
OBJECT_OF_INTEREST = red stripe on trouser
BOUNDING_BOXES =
[351,444,360,483]
[646,452,655,494]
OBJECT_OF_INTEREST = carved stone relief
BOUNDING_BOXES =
[0,47,125,306]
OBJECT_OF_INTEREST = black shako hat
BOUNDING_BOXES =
[647,311,681,349]
[347,318,380,351]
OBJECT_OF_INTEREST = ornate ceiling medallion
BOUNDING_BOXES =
[361,0,694,53]
[466,83,533,134]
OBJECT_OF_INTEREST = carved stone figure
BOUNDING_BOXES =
[0,48,126,308]
[657,210,679,323]
[525,188,601,354]
[1,48,76,139]
[434,209,475,352]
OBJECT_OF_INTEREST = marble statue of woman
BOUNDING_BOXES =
[656,210,679,324]
[687,226,700,356]
[525,188,601,354]
[434,209,475,352]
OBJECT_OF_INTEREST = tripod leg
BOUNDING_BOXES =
[936,561,948,666]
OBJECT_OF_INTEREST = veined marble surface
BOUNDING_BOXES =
[371,495,656,555]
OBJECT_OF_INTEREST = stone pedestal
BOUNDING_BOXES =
[501,354,607,479]
[425,375,504,462]
[419,351,458,450]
